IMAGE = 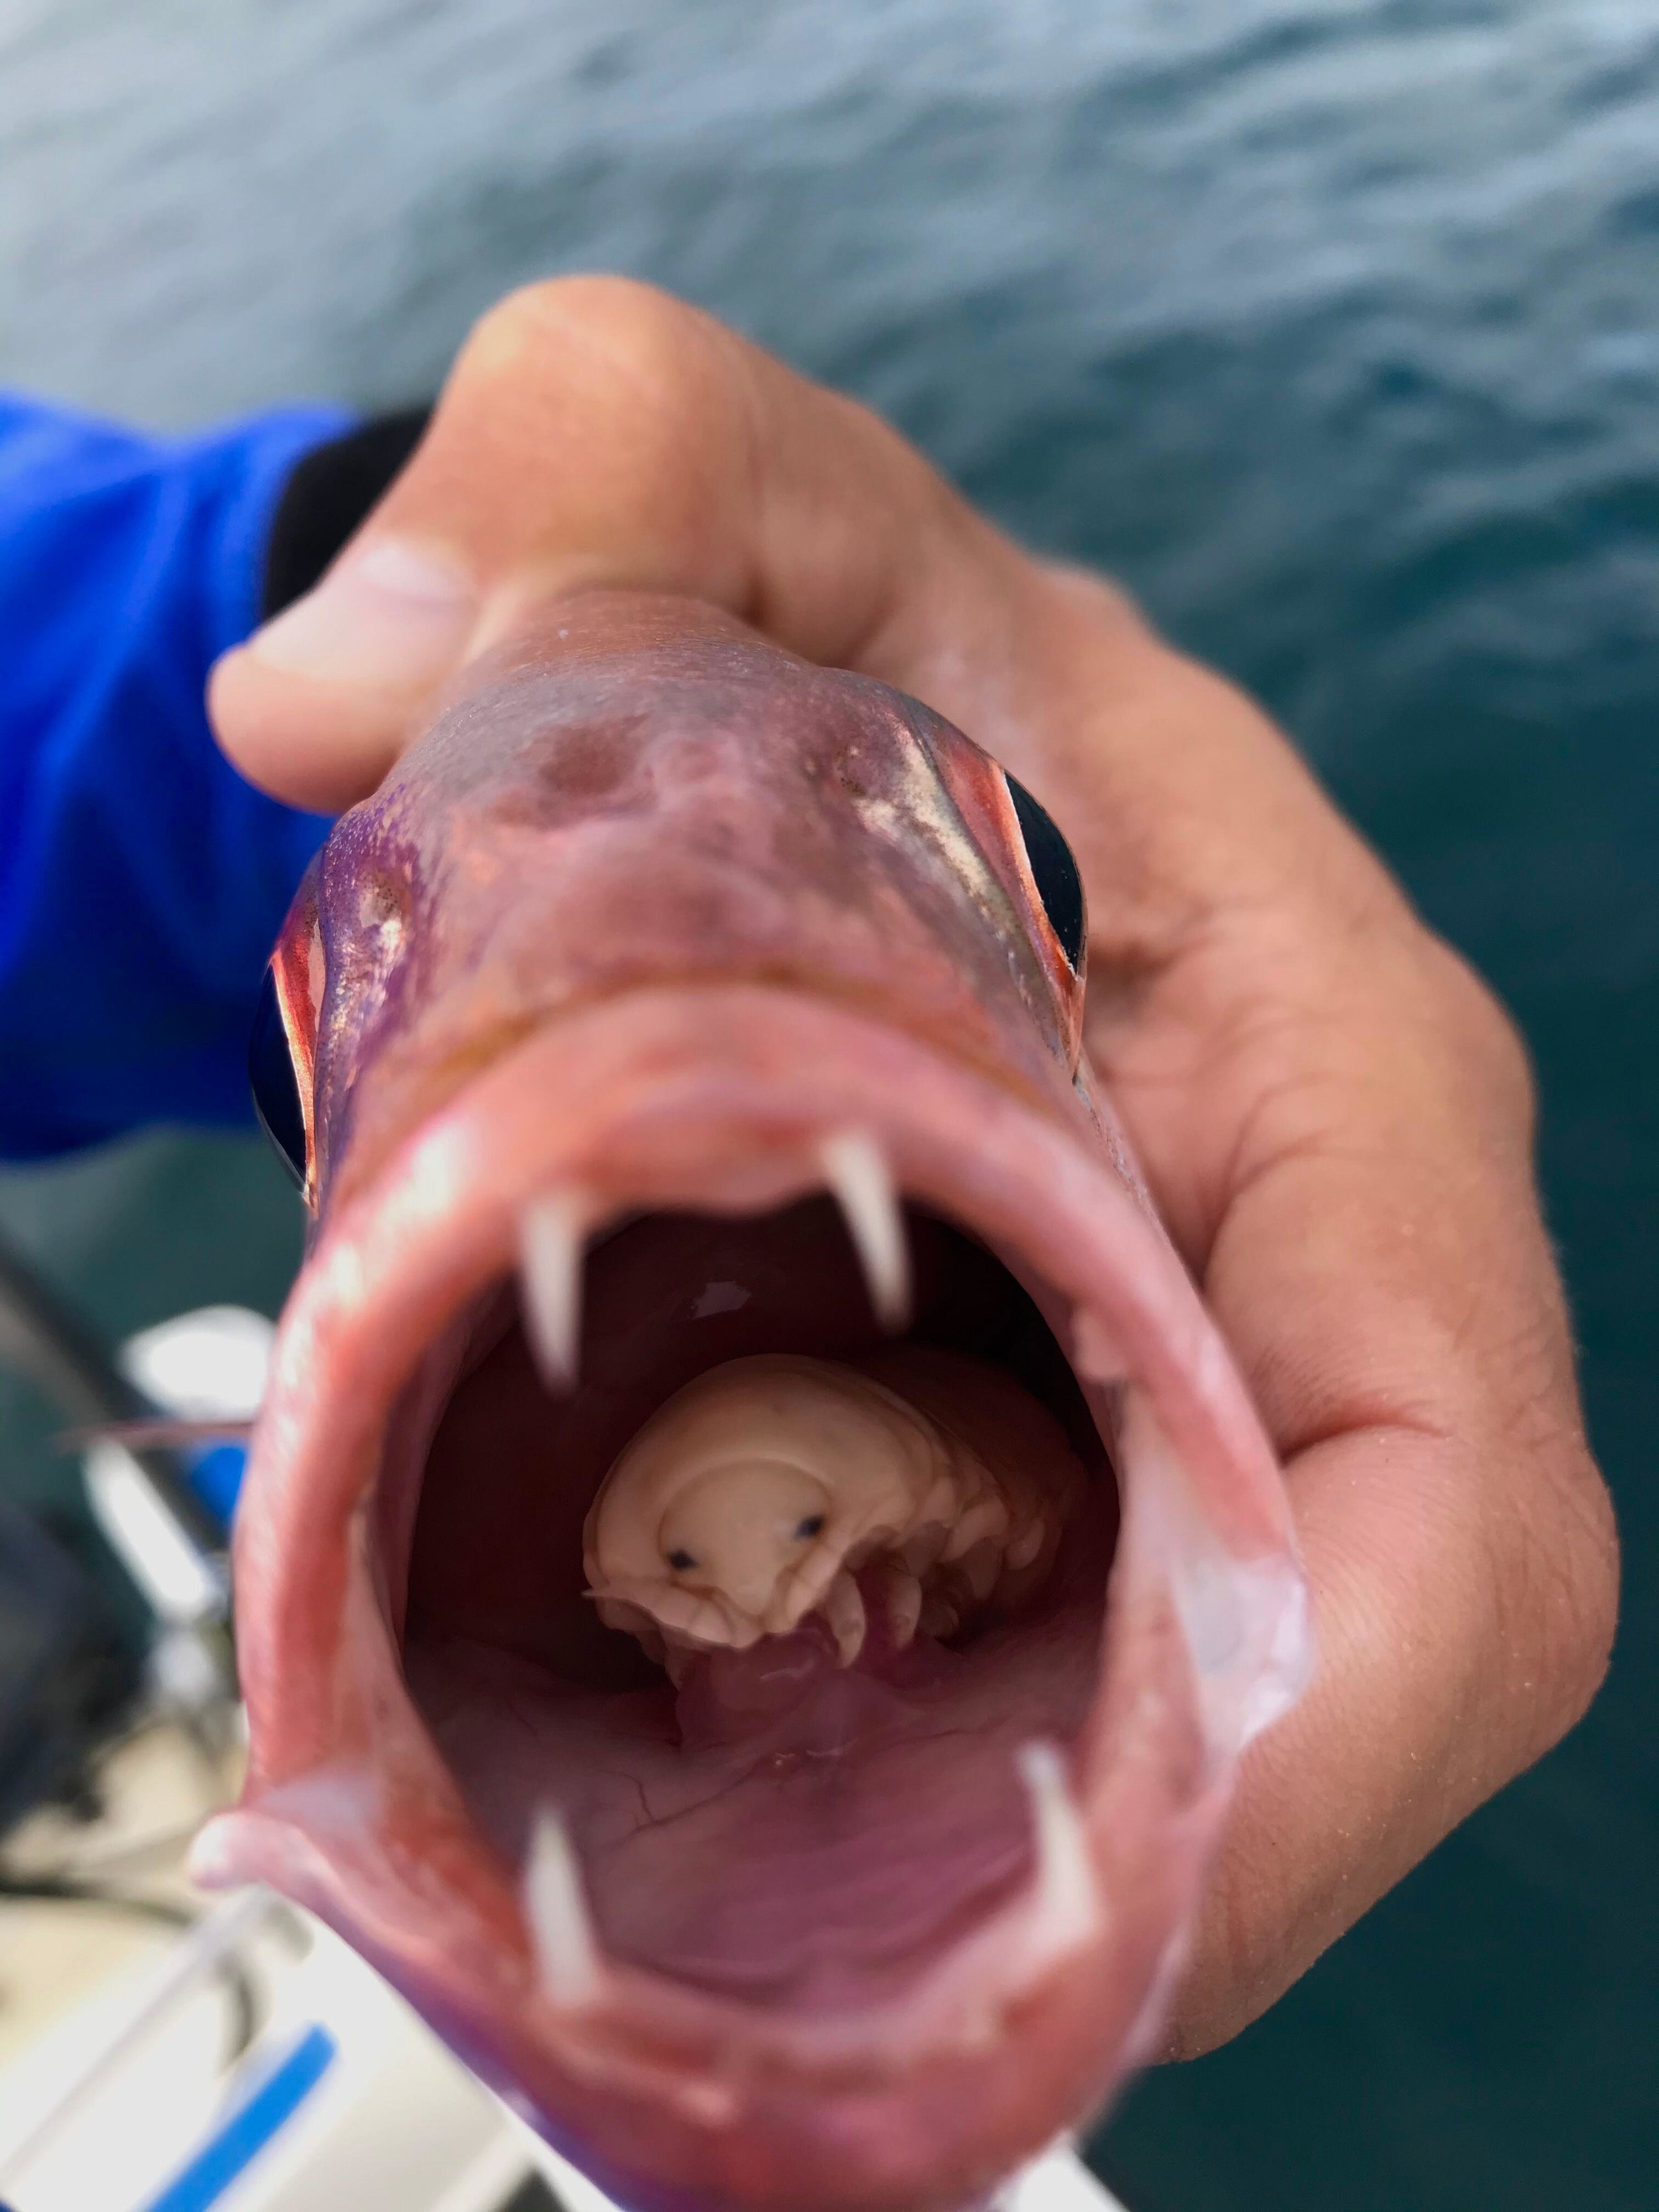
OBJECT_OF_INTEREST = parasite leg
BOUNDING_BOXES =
[823,1568,869,1667]
[869,1555,924,1649]
[918,1592,962,1642]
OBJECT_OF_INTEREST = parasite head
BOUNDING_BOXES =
[658,1459,833,1629]
[583,1354,940,1655]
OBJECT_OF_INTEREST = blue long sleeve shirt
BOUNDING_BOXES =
[0,393,351,1158]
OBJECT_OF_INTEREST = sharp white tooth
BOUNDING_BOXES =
[820,1128,911,1330]
[1016,1740,1103,1958]
[520,1191,586,1390]
[524,1808,603,2008]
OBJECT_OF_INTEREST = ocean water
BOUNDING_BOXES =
[1,2,1656,2205]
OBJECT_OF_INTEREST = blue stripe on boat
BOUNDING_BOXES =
[139,2023,336,2212]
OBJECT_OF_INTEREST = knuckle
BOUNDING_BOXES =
[449,278,749,546]
[1470,984,1533,1104]
[433,278,758,585]
[456,276,573,373]
[1490,1441,1619,1749]
[462,275,716,408]
[1041,558,1155,647]
[1545,1453,1620,1708]
[1423,938,1537,1120]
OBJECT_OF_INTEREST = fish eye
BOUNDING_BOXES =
[1006,774,1085,973]
[666,1548,697,1572]
[248,967,307,1191]
[795,1515,826,1541]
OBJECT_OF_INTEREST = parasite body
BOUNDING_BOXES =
[584,1352,1079,1671]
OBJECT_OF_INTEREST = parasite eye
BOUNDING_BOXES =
[1006,774,1085,972]
[795,1515,826,1541]
[666,1548,697,1573]
[249,967,307,1191]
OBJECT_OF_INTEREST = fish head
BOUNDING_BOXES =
[271,592,1088,1213]
[202,592,1310,2212]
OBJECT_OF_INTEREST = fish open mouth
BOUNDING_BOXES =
[413,1186,1114,2045]
[199,983,1306,2210]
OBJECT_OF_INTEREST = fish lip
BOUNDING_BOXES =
[216,981,1307,2197]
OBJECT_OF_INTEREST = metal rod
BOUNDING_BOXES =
[0,1886,275,2190]
[0,1229,228,1575]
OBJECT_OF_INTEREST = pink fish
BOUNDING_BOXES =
[193,592,1309,2212]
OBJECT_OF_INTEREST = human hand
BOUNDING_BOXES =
[210,278,1618,2056]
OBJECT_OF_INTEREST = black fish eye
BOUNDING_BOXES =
[1006,774,1084,973]
[795,1515,826,1541]
[249,968,307,1192]
[666,1548,697,1572]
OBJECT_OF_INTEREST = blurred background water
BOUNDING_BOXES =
[1,1,1655,2204]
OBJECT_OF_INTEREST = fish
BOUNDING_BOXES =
[191,591,1310,2212]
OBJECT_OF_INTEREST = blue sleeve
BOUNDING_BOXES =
[0,393,354,1159]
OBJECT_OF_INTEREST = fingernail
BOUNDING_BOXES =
[249,538,475,687]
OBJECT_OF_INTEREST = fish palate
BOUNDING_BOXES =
[195,591,1310,2212]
